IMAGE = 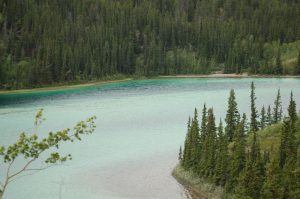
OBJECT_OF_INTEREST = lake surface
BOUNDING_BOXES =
[0,78,300,199]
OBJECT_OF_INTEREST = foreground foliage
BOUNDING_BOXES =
[179,83,299,199]
[0,109,96,199]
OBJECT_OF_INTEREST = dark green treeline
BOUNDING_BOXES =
[1,0,300,89]
[180,83,300,199]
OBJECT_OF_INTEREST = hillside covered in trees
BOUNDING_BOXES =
[175,83,300,199]
[1,0,300,89]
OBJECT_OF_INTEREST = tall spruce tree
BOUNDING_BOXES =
[273,89,282,123]
[201,108,217,178]
[226,115,246,192]
[225,89,240,142]
[200,104,207,142]
[262,155,283,199]
[281,93,299,199]
[178,146,182,162]
[274,49,283,75]
[260,106,266,129]
[250,82,259,133]
[189,109,201,170]
[214,120,228,186]
[266,105,272,125]
[182,117,192,168]
[237,132,264,199]
[279,92,298,169]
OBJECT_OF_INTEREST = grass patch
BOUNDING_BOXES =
[172,164,224,199]
[246,118,300,156]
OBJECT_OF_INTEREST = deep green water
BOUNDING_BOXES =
[0,78,300,199]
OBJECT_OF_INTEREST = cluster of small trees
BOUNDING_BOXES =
[179,82,299,198]
[1,0,300,89]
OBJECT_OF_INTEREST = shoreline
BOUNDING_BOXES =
[172,164,224,199]
[1,73,300,94]
[159,73,300,78]
[0,78,132,95]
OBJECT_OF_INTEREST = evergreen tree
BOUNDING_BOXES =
[262,155,283,199]
[237,132,264,199]
[214,120,228,186]
[178,146,182,162]
[189,109,201,170]
[274,49,283,75]
[225,89,240,142]
[200,104,207,142]
[279,92,297,168]
[250,82,259,133]
[273,89,282,123]
[201,108,217,178]
[260,105,266,129]
[288,92,297,124]
[182,117,192,168]
[226,116,246,192]
[266,105,272,126]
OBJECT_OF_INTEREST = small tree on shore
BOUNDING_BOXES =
[0,109,96,199]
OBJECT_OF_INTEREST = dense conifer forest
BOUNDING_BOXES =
[1,0,300,89]
[177,83,300,199]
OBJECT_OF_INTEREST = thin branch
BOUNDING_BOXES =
[8,158,36,181]
[6,159,15,178]
[8,164,60,184]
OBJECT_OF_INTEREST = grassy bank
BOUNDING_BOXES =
[0,76,132,94]
[172,164,224,199]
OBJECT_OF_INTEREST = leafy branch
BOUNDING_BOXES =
[0,109,96,199]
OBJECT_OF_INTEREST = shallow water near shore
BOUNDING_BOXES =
[0,78,299,199]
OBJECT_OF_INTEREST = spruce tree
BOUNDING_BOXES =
[288,92,297,124]
[178,146,182,162]
[238,132,264,199]
[273,89,282,123]
[285,92,297,163]
[279,119,290,169]
[197,104,207,173]
[266,105,272,126]
[227,116,246,192]
[262,155,283,199]
[182,117,192,168]
[250,82,259,133]
[189,108,201,170]
[225,89,240,142]
[274,49,283,75]
[260,105,266,129]
[201,108,217,178]
[214,119,228,186]
[200,104,207,141]
[279,92,298,168]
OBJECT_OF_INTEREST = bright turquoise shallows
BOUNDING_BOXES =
[0,78,300,199]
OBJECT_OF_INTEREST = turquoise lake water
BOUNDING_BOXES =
[0,78,300,199]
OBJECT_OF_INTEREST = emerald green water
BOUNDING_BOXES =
[0,78,299,199]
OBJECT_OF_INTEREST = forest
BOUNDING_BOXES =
[0,0,300,89]
[177,83,300,199]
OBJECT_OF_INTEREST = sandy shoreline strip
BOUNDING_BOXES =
[1,73,300,95]
[0,78,132,95]
[159,73,300,78]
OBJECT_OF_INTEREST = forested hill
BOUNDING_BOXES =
[1,0,300,89]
